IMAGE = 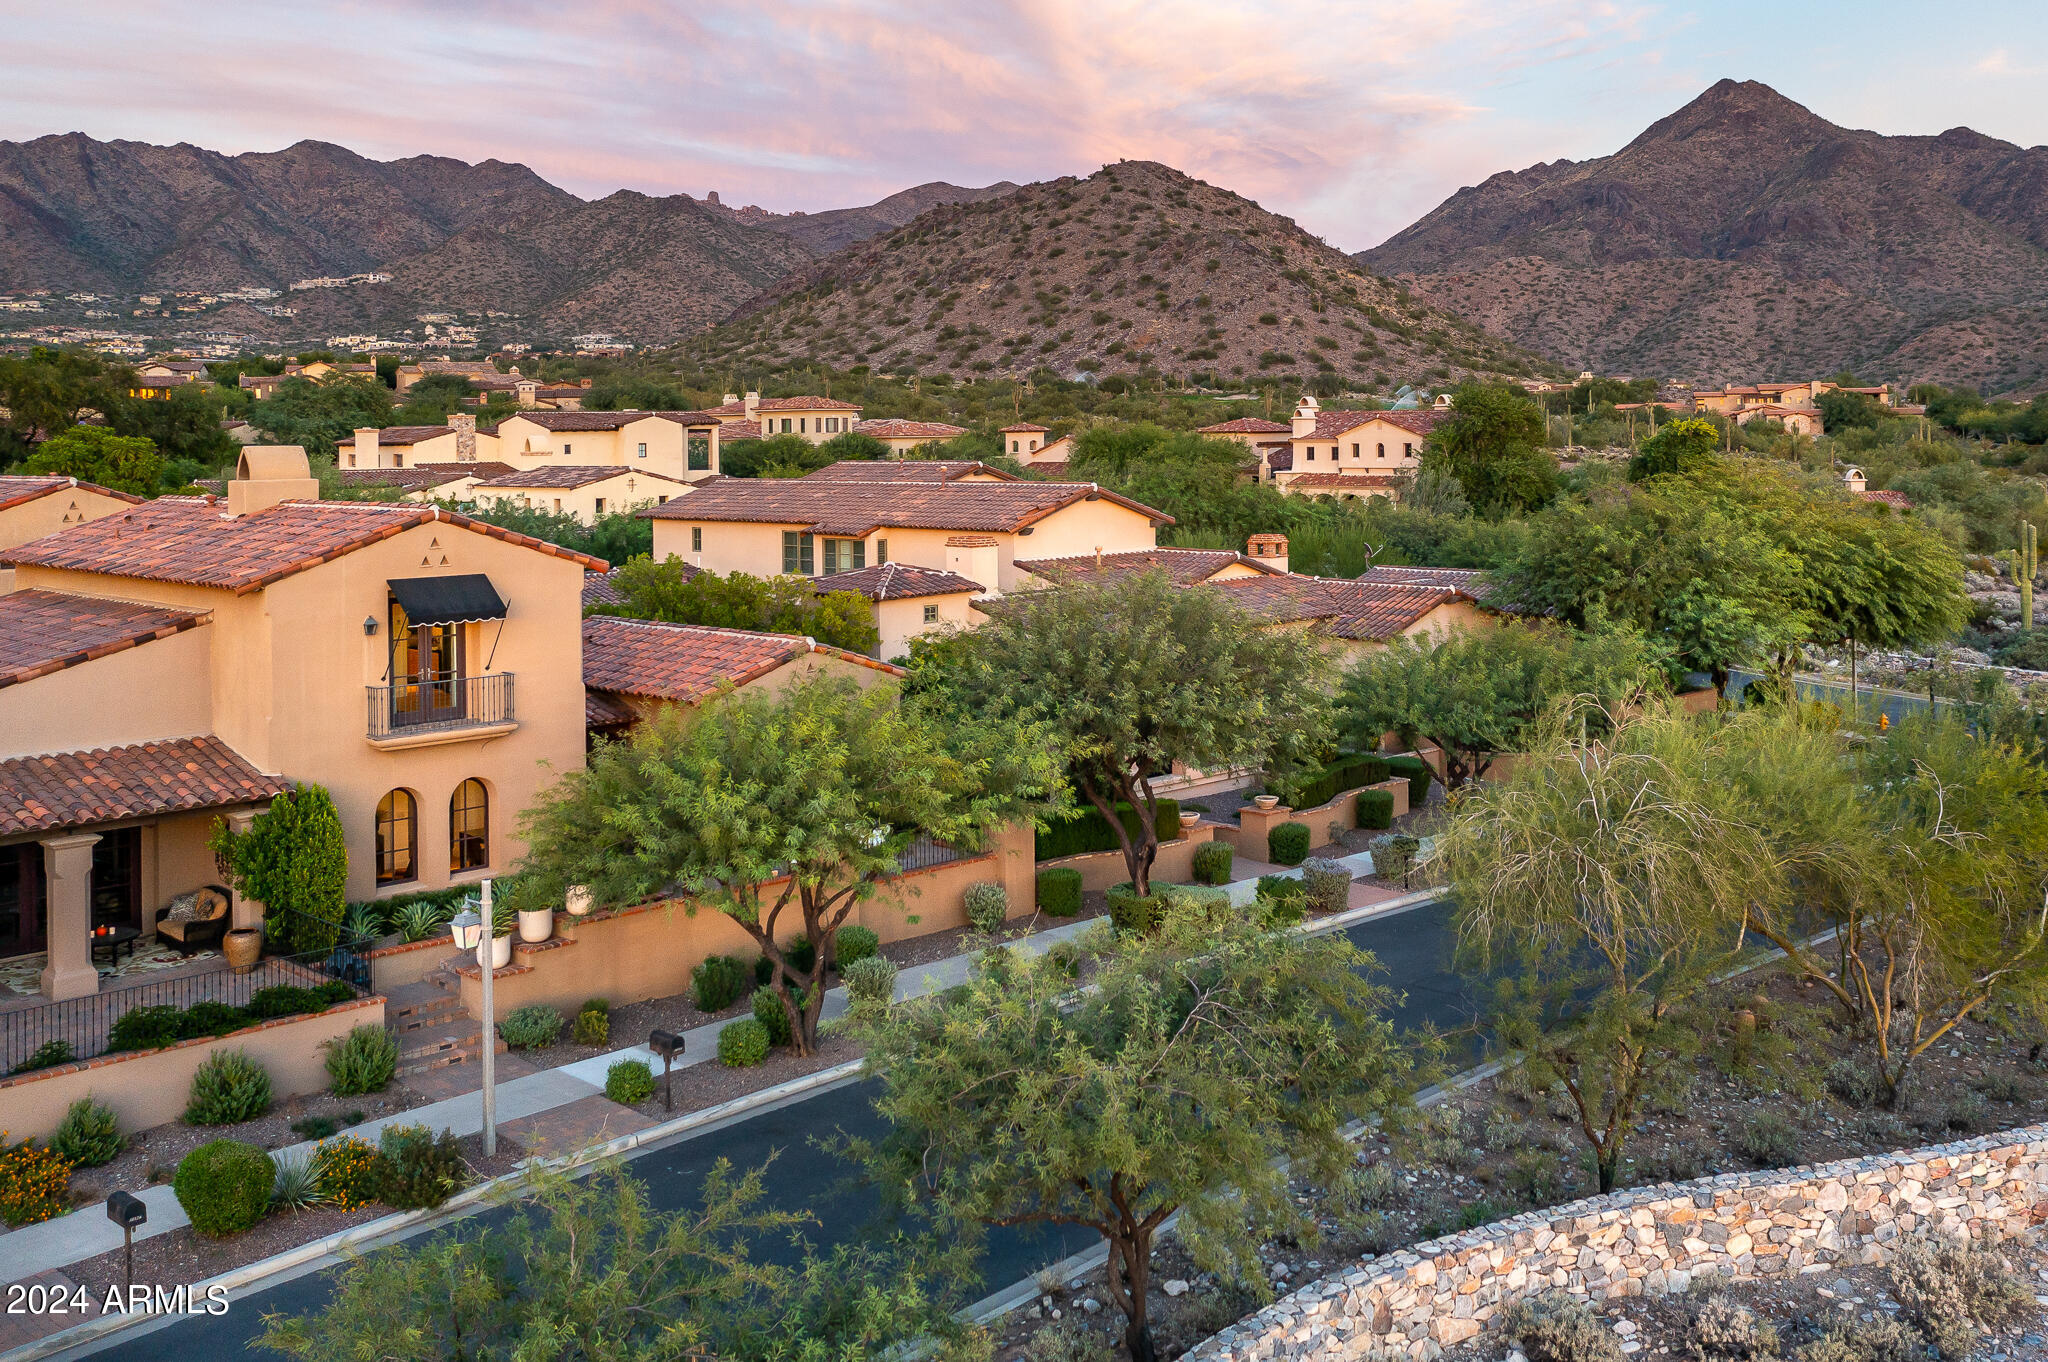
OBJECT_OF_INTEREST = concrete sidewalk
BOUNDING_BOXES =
[0,842,1423,1287]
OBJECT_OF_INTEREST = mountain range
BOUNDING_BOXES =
[1361,80,2048,391]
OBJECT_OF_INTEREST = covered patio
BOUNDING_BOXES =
[0,734,289,1003]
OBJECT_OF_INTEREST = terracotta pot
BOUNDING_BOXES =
[1252,795,1280,811]
[517,908,554,944]
[564,885,593,917]
[490,933,514,970]
[224,928,263,974]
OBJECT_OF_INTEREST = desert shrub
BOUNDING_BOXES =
[497,1004,563,1050]
[269,1148,328,1211]
[963,881,1009,934]
[1385,754,1434,806]
[604,1058,657,1105]
[185,1050,273,1125]
[1826,1058,1883,1108]
[1688,1295,1780,1361]
[1034,799,1180,861]
[717,1019,771,1068]
[843,954,899,1007]
[572,1006,610,1048]
[1356,788,1395,830]
[0,1135,73,1226]
[1501,1146,1576,1205]
[1974,1070,2033,1103]
[1266,822,1311,866]
[752,988,797,1047]
[1503,1293,1625,1362]
[1105,880,1163,934]
[373,1124,466,1210]
[313,1135,380,1210]
[1036,867,1084,917]
[324,1023,398,1096]
[1025,1320,1118,1362]
[579,996,611,1016]
[1368,832,1419,882]
[106,1004,187,1051]
[1797,1316,1921,1362]
[51,1098,121,1167]
[1299,857,1351,915]
[10,1039,76,1074]
[1889,1236,2031,1357]
[1160,883,1232,931]
[1633,1146,1709,1185]
[1256,873,1307,926]
[691,954,749,1011]
[184,1000,253,1037]
[1938,1090,1991,1133]
[249,985,330,1019]
[1733,1110,1800,1167]
[833,924,880,967]
[173,1139,275,1236]
[1190,841,1234,885]
[1042,940,1083,978]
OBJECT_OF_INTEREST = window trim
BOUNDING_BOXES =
[449,778,490,875]
[376,788,418,886]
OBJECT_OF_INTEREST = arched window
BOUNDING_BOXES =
[450,779,490,874]
[376,790,417,885]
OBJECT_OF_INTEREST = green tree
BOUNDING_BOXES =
[849,914,1413,1362]
[814,430,891,462]
[1435,702,1773,1191]
[719,432,831,479]
[516,675,1061,1052]
[1626,416,1719,482]
[110,385,238,474]
[916,571,1330,895]
[1337,624,1672,788]
[458,504,653,567]
[1817,388,1885,432]
[20,425,163,496]
[389,374,478,426]
[249,376,393,456]
[582,375,693,411]
[209,785,349,955]
[594,557,880,654]
[0,347,130,468]
[256,1158,985,1362]
[1422,381,1557,515]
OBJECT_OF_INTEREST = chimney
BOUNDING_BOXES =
[743,391,760,421]
[721,392,738,406]
[1290,394,1320,439]
[1842,466,1867,494]
[450,412,477,462]
[1247,533,1289,574]
[946,535,1002,597]
[352,427,378,469]
[226,445,319,517]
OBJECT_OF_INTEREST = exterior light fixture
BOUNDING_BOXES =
[363,615,378,636]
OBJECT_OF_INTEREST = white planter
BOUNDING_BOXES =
[1253,795,1280,811]
[1178,810,1200,829]
[490,933,514,969]
[564,885,593,917]
[517,908,554,944]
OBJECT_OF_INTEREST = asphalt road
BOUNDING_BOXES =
[76,898,1472,1361]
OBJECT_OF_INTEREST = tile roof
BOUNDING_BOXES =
[585,689,636,729]
[359,425,457,447]
[639,478,1172,535]
[1301,408,1451,441]
[1359,564,1487,590]
[2,498,608,592]
[473,465,691,490]
[582,616,901,704]
[1855,489,1915,509]
[0,735,290,836]
[1281,472,1405,492]
[813,562,983,600]
[0,475,145,512]
[1024,458,1071,477]
[716,419,763,441]
[333,462,516,492]
[504,410,721,432]
[1198,417,1291,434]
[853,419,968,440]
[0,589,209,691]
[1000,422,1049,433]
[802,460,1015,482]
[706,395,862,416]
[1016,547,1285,587]
[1213,575,1473,642]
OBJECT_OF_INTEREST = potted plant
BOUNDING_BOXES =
[489,898,516,970]
[564,884,592,917]
[508,876,554,944]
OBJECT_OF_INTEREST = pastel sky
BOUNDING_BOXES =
[3,0,2044,252]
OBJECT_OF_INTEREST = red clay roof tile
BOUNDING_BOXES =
[0,735,289,836]
[0,589,208,691]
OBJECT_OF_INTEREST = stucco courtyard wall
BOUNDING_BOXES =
[1210,778,1410,863]
[1185,1123,2048,1362]
[1035,827,1217,893]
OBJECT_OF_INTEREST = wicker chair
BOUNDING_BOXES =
[154,886,232,955]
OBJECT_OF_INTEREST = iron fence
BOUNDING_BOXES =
[895,834,967,874]
[366,671,514,740]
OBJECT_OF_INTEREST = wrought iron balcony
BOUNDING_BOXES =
[367,672,515,742]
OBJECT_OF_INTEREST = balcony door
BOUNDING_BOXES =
[389,599,465,728]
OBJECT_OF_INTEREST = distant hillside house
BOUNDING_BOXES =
[1260,396,1450,502]
[1001,423,1048,457]
[1692,379,1895,436]
[489,411,725,486]
[396,358,504,393]
[851,418,967,457]
[707,392,862,443]
[1198,417,1291,448]
[470,465,692,525]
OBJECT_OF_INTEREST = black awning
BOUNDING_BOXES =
[389,574,507,626]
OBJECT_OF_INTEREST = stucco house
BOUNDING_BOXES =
[0,446,604,999]
[1210,573,1488,663]
[1261,397,1451,501]
[343,415,494,468]
[469,466,693,524]
[808,562,988,661]
[490,411,724,485]
[706,392,862,443]
[581,616,903,736]
[851,418,968,457]
[0,475,144,591]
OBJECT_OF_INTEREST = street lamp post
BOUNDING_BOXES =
[448,883,497,1158]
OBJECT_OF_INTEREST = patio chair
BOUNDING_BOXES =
[154,886,232,956]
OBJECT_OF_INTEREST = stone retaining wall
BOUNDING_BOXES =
[1186,1124,2048,1362]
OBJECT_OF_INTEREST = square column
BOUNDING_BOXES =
[39,832,101,1001]
[224,809,266,930]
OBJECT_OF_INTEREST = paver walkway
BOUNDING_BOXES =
[0,842,1416,1292]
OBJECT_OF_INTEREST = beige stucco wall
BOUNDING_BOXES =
[1289,418,1428,478]
[871,592,977,663]
[0,624,214,760]
[0,997,384,1142]
[1211,777,1409,862]
[493,415,720,484]
[0,485,138,591]
[472,472,688,526]
[753,408,860,443]
[14,518,591,902]
[1035,826,1215,893]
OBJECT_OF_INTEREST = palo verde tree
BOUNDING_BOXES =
[914,570,1330,895]
[1418,380,1557,517]
[848,914,1414,1362]
[1434,701,1774,1192]
[1337,622,1672,788]
[516,674,1061,1053]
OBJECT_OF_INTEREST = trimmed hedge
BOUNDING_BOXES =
[1190,841,1233,885]
[1386,755,1433,807]
[604,1059,656,1105]
[1105,882,1164,935]
[1300,858,1351,916]
[1036,867,1083,917]
[174,1140,274,1237]
[833,925,880,968]
[691,955,749,1012]
[1036,799,1182,862]
[1356,788,1395,830]
[106,981,354,1054]
[1280,754,1391,811]
[718,1019,770,1067]
[1267,823,1311,866]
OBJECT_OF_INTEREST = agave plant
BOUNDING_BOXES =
[270,1149,329,1211]
[341,901,385,944]
[396,899,445,943]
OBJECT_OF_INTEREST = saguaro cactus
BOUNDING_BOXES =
[2005,522,2038,631]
